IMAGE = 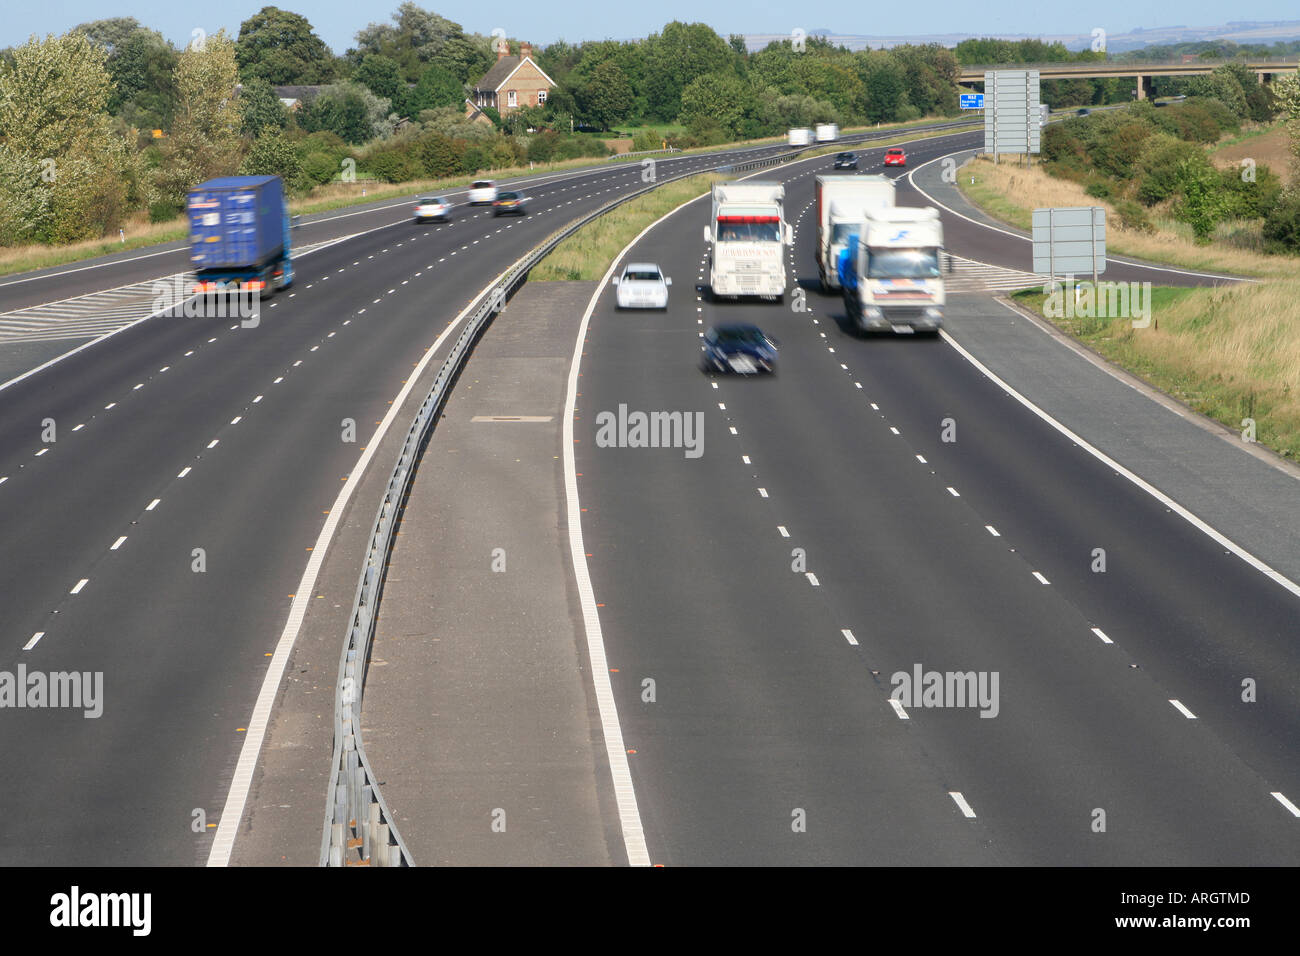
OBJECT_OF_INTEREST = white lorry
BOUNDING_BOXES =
[837,206,946,335]
[787,127,813,147]
[814,173,896,292]
[703,182,790,301]
[815,123,840,143]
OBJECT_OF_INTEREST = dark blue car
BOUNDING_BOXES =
[700,324,778,375]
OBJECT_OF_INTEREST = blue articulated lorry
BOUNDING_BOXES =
[187,175,294,295]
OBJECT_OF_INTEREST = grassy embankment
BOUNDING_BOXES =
[959,154,1300,461]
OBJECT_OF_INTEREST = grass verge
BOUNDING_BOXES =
[1011,283,1300,461]
[531,173,724,281]
[956,153,1300,278]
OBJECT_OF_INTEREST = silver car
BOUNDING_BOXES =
[613,262,672,310]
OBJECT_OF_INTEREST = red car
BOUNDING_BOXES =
[884,148,907,167]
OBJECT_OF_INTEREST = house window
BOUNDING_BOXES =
[537,90,547,105]
[507,90,517,108]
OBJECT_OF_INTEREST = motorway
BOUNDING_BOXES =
[0,123,984,866]
[2,113,1289,866]
[568,150,1300,863]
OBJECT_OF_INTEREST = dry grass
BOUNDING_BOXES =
[531,173,723,281]
[1013,280,1300,460]
[1210,124,1295,186]
[959,154,1300,278]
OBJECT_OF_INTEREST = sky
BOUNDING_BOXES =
[14,1,1300,53]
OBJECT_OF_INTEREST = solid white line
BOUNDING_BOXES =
[207,257,522,868]
[70,579,88,594]
[1272,792,1300,817]
[559,210,695,868]
[23,632,44,651]
[805,572,819,586]
[110,536,126,550]
[939,331,1300,602]
[907,150,1247,283]
[986,525,1000,536]
[949,791,977,817]
[146,498,160,510]
[1170,699,1197,719]
[1033,571,1050,584]
[1091,627,1113,644]
[841,628,858,646]
[889,698,909,719]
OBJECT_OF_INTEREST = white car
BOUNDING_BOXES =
[468,180,498,205]
[413,196,452,222]
[612,263,672,310]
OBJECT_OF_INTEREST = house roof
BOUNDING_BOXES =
[472,56,556,93]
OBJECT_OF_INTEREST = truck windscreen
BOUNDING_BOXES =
[716,221,780,242]
[867,248,940,279]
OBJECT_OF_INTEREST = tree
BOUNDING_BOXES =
[239,129,302,183]
[0,31,113,158]
[107,29,177,125]
[643,22,734,120]
[352,3,473,81]
[679,72,753,139]
[240,77,290,136]
[355,53,402,102]
[155,30,243,205]
[236,6,336,84]
[0,31,133,242]
[297,82,395,144]
[577,61,633,129]
[406,63,463,113]
[73,17,146,57]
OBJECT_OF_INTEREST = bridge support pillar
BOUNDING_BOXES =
[1135,74,1153,100]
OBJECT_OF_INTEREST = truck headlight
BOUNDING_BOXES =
[924,308,943,319]
[864,307,883,320]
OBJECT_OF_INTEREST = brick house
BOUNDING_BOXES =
[466,41,556,118]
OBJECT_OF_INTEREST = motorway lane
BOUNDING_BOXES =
[572,151,1300,863]
[0,124,983,866]
[0,124,974,316]
[0,150,768,865]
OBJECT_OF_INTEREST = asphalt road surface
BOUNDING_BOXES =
[569,151,1300,864]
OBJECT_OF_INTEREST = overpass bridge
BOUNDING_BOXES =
[958,58,1298,99]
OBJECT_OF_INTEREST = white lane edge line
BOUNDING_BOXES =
[206,253,524,868]
[939,329,1300,603]
[949,791,977,817]
[1272,792,1300,817]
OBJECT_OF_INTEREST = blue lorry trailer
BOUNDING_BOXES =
[187,175,294,294]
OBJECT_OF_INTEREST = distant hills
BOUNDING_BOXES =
[744,19,1300,53]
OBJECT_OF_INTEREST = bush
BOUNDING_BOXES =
[1135,133,1203,205]
[366,147,419,183]
[527,131,556,163]
[300,151,342,185]
[1114,199,1152,233]
[459,145,488,174]
[1217,163,1283,220]
[1084,180,1112,200]
[418,133,459,179]
[1262,191,1300,254]
[631,128,661,152]
[149,199,182,223]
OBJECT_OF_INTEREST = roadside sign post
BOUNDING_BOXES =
[1033,206,1106,287]
[985,70,1040,166]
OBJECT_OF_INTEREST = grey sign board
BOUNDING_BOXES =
[1032,206,1107,277]
[984,70,1041,156]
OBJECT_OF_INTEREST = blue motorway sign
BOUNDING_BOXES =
[959,93,985,109]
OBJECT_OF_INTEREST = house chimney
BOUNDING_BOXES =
[520,42,532,59]
[497,38,509,60]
